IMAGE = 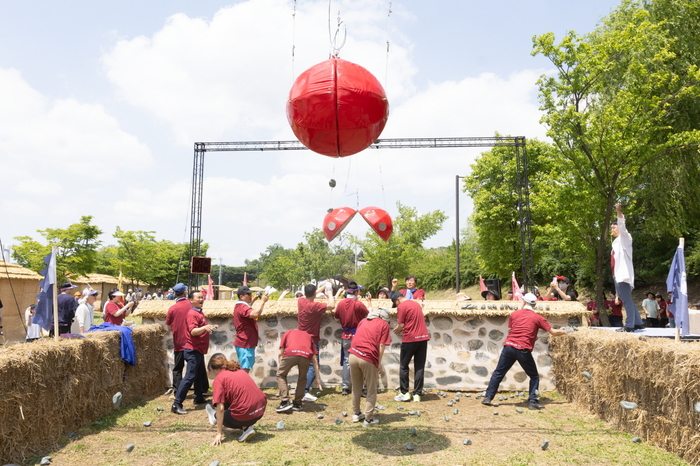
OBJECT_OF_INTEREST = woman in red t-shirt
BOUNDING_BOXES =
[206,353,268,445]
[103,289,136,326]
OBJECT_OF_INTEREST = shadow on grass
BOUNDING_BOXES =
[351,425,450,456]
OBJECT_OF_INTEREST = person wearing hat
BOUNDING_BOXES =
[545,276,577,301]
[392,291,430,403]
[53,281,79,336]
[391,275,425,301]
[166,283,191,390]
[233,285,270,373]
[104,288,136,326]
[376,287,390,300]
[482,293,570,410]
[72,289,99,334]
[642,291,660,328]
[333,281,370,395]
[348,307,391,426]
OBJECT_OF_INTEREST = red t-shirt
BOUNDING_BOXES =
[184,308,209,354]
[503,308,551,351]
[297,297,328,343]
[104,301,126,326]
[334,298,369,339]
[399,289,425,300]
[605,300,623,317]
[280,329,317,360]
[397,300,430,343]
[658,300,667,318]
[212,369,267,421]
[348,317,391,366]
[165,297,191,352]
[234,301,258,348]
[667,299,674,318]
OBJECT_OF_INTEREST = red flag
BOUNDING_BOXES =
[206,275,214,300]
[479,275,487,293]
[243,272,248,286]
[511,272,524,302]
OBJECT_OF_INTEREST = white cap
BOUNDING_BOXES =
[523,292,537,305]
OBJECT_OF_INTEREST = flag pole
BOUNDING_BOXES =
[675,238,684,343]
[52,247,59,342]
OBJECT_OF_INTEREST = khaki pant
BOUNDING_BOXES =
[350,354,378,421]
[277,355,311,404]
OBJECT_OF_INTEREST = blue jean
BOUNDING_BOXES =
[615,281,643,329]
[485,345,540,404]
[608,315,623,327]
[341,339,352,389]
[175,349,205,406]
[669,318,676,328]
[305,342,320,392]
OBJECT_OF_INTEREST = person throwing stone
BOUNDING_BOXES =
[334,281,370,395]
[233,285,269,373]
[275,329,321,413]
[391,291,430,402]
[611,203,644,332]
[482,292,569,410]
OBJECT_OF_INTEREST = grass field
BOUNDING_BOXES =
[22,387,687,466]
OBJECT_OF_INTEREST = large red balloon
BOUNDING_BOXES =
[359,207,393,242]
[287,57,389,158]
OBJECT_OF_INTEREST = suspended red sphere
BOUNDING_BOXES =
[323,207,357,242]
[287,57,389,158]
[359,206,393,242]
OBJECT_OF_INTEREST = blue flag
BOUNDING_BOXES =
[33,250,56,331]
[666,244,689,337]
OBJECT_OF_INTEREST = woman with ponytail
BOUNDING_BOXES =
[206,353,268,445]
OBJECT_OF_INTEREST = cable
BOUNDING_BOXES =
[384,1,392,88]
[0,238,29,337]
[291,0,297,79]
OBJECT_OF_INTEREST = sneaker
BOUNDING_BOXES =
[193,397,208,404]
[302,392,317,402]
[205,404,216,425]
[529,402,545,410]
[412,394,421,402]
[341,388,350,396]
[352,412,365,423]
[276,401,293,413]
[616,327,634,333]
[481,397,493,406]
[394,392,411,402]
[362,418,379,427]
[292,402,303,412]
[238,426,256,443]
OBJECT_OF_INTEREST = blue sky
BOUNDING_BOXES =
[0,0,621,267]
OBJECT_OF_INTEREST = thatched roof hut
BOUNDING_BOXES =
[0,261,42,344]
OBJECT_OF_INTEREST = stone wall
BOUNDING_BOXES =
[140,299,587,392]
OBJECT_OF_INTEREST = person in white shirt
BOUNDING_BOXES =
[611,203,644,332]
[25,304,43,342]
[72,289,99,334]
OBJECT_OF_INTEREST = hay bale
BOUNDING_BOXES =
[0,324,166,464]
[550,328,700,465]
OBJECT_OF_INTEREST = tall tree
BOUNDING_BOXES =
[532,2,700,303]
[13,216,102,282]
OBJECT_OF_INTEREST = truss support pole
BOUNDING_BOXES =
[189,143,205,288]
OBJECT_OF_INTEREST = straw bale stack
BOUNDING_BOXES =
[0,324,166,464]
[550,328,700,465]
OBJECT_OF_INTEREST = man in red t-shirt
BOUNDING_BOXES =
[482,293,569,410]
[348,308,391,426]
[172,291,219,415]
[275,329,320,412]
[233,285,269,373]
[391,292,430,402]
[334,281,370,395]
[297,283,335,401]
[165,283,190,390]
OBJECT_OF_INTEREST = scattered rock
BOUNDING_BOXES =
[319,405,327,411]
[335,418,343,425]
[396,406,404,411]
[317,414,324,419]
[493,411,499,415]
[510,394,515,398]
[156,407,164,412]
[515,408,524,414]
[406,443,415,451]
[93,421,103,425]
[112,392,123,408]
[143,421,152,427]
[463,439,472,445]
[410,427,417,436]
[632,437,642,443]
[341,411,348,417]
[493,403,499,407]
[444,416,450,422]
[583,371,592,380]
[209,462,221,466]
[408,411,417,415]
[447,402,454,407]
[376,405,385,410]
[276,420,285,430]
[465,394,471,398]
[694,402,700,413]
[40,458,52,466]
[67,432,76,438]
[541,439,549,450]
[453,409,459,415]
[620,401,638,410]
[125,444,135,453]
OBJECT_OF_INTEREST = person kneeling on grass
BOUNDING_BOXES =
[275,329,322,413]
[206,353,267,445]
[481,292,570,410]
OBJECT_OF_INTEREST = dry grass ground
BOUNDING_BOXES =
[21,387,687,466]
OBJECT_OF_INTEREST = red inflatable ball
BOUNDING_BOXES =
[287,57,389,158]
[359,206,393,242]
[323,207,357,242]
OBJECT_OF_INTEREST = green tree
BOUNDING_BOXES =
[260,250,306,290]
[355,202,447,291]
[13,216,102,281]
[532,2,700,303]
[296,228,354,282]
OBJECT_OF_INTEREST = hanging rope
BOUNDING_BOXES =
[328,0,347,57]
[291,0,297,79]
[384,1,392,88]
